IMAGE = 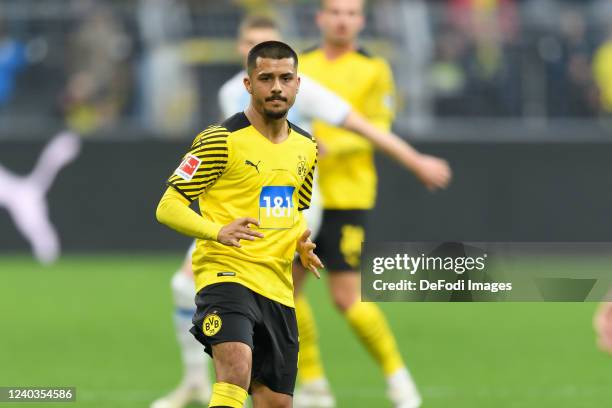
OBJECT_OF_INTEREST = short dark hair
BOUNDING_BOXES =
[247,41,298,74]
[320,0,365,9]
[239,15,278,37]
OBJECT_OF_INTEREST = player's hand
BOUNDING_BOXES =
[296,229,324,279]
[594,302,612,354]
[217,217,264,248]
[414,154,452,191]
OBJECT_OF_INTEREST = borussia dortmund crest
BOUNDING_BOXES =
[297,155,307,178]
[202,313,222,336]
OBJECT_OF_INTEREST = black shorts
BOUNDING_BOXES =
[190,282,299,396]
[315,209,369,272]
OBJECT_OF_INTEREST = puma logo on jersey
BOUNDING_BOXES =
[245,160,261,173]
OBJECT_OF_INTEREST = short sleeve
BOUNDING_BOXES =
[166,126,230,201]
[363,58,396,131]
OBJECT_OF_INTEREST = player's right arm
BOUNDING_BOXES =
[156,126,263,245]
[156,187,222,240]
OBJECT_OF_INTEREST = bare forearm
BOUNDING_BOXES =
[156,187,222,241]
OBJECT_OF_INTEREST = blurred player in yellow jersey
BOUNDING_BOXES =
[157,41,323,408]
[295,1,452,407]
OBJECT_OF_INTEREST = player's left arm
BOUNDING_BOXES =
[296,227,323,279]
[295,143,323,277]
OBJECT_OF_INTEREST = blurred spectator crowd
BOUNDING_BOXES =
[1,0,612,138]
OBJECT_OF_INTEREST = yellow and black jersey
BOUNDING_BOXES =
[300,47,396,210]
[167,112,318,307]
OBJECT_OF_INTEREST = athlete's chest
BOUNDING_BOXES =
[224,135,311,189]
[218,135,312,229]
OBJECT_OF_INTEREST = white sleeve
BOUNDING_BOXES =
[218,72,247,119]
[296,74,351,126]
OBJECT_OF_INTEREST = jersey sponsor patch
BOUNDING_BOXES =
[259,185,296,229]
[202,313,222,336]
[174,154,201,181]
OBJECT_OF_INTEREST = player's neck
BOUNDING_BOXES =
[322,41,356,60]
[244,106,289,144]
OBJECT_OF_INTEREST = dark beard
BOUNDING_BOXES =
[263,108,288,120]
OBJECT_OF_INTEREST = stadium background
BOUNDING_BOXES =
[1,0,611,407]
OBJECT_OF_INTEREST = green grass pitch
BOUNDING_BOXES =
[0,254,610,407]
